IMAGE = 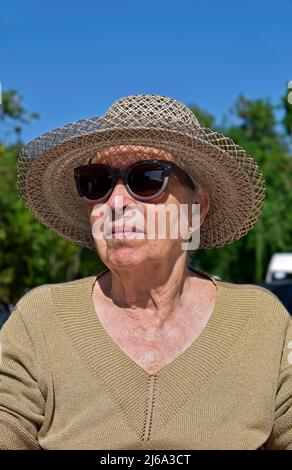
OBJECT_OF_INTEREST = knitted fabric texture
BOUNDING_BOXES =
[0,272,291,450]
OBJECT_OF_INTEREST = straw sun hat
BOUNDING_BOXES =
[17,94,265,251]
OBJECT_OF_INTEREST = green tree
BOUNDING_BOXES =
[191,92,292,282]
[0,90,104,304]
[0,89,39,141]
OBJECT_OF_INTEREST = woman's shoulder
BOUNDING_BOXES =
[216,278,291,325]
[11,276,97,321]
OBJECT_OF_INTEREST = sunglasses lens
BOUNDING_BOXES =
[79,167,112,201]
[76,161,168,202]
[129,163,165,198]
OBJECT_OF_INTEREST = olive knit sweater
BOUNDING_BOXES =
[0,270,292,450]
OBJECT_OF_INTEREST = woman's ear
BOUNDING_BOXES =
[198,189,210,226]
[188,187,210,232]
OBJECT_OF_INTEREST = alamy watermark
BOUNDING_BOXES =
[91,197,201,250]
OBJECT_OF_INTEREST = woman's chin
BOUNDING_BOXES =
[105,240,146,267]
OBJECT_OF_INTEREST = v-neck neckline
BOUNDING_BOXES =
[88,265,220,378]
[53,267,252,441]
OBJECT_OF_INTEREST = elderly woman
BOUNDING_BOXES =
[0,94,291,450]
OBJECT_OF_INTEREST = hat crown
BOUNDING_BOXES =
[103,94,201,129]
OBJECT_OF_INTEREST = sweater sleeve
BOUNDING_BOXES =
[0,307,45,449]
[265,316,292,450]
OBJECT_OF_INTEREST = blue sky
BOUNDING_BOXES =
[1,0,292,142]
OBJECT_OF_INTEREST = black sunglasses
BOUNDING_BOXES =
[74,159,195,203]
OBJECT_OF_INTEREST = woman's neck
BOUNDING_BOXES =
[101,257,191,321]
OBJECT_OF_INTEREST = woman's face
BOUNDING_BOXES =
[86,145,209,270]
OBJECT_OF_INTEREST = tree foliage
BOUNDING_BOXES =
[191,92,292,282]
[0,90,39,141]
[0,90,104,304]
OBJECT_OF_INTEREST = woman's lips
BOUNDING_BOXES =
[105,225,145,238]
[112,225,127,233]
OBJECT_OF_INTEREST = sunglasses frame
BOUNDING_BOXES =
[74,159,195,203]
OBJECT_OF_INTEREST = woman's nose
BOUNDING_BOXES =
[106,179,134,209]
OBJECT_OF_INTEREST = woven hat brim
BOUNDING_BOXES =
[18,122,265,250]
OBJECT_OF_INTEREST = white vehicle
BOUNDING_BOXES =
[265,253,292,283]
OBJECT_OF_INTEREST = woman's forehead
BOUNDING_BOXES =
[90,144,174,167]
